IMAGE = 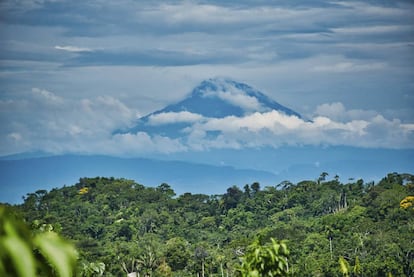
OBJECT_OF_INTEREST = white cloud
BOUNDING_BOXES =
[402,123,414,132]
[315,102,378,121]
[7,132,22,141]
[0,88,138,155]
[148,111,204,125]
[332,25,413,35]
[144,3,310,26]
[31,88,64,104]
[200,111,302,133]
[182,108,413,150]
[312,62,386,73]
[335,2,411,17]
[55,45,93,52]
[315,102,346,119]
[111,132,187,154]
[216,91,262,112]
[202,79,264,112]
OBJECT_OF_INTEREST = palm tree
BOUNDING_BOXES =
[318,172,329,184]
[136,246,158,277]
[195,247,209,277]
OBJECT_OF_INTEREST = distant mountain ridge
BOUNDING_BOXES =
[0,155,278,204]
[2,146,413,204]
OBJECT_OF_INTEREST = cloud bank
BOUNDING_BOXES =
[1,88,412,156]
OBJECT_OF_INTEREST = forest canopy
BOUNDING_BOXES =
[2,172,414,276]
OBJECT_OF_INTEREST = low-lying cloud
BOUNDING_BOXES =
[181,108,413,150]
[148,111,204,126]
[1,87,413,156]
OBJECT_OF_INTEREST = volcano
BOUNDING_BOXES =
[122,78,303,137]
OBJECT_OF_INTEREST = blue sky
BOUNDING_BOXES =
[0,0,413,156]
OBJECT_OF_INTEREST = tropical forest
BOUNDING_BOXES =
[1,172,414,276]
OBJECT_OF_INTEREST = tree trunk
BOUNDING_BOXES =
[329,237,333,260]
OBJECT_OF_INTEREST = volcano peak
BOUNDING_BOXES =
[121,78,303,136]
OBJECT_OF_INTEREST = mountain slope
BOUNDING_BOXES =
[153,78,302,118]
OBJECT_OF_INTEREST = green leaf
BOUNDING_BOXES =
[2,232,36,277]
[34,232,78,277]
[339,256,350,276]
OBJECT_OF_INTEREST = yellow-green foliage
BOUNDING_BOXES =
[400,196,414,210]
[78,187,89,195]
[339,256,350,277]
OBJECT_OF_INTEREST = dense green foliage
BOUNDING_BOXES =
[6,172,414,276]
[238,238,289,277]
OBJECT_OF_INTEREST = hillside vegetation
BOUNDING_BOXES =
[7,172,414,276]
